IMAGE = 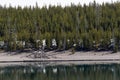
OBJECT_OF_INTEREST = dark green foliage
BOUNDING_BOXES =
[0,2,120,52]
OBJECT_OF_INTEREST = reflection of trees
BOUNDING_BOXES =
[0,64,120,80]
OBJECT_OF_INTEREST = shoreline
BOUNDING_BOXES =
[0,51,120,63]
[0,61,120,67]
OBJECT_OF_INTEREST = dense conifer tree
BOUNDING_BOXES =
[0,1,120,52]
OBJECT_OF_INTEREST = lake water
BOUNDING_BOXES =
[0,63,120,80]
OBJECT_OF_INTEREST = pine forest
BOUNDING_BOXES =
[0,1,120,52]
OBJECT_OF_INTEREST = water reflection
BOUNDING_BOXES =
[0,63,120,80]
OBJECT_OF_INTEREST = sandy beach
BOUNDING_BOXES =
[0,50,120,67]
[0,51,120,62]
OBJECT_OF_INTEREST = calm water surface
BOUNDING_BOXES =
[0,63,120,80]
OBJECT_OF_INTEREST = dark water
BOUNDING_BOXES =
[0,63,120,80]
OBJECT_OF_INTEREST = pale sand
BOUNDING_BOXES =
[0,51,120,66]
[0,51,120,62]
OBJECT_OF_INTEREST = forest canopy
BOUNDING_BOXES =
[0,1,120,52]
